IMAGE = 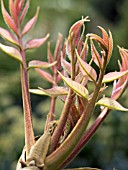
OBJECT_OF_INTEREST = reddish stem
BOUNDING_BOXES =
[48,89,74,153]
[44,50,107,170]
[60,108,110,168]
[48,34,76,153]
[19,42,35,157]
[44,97,56,132]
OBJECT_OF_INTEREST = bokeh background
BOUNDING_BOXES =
[0,0,128,170]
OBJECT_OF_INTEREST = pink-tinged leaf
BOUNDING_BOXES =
[69,16,90,35]
[35,68,55,84]
[47,42,55,72]
[81,38,88,61]
[87,33,107,51]
[0,27,19,46]
[20,0,30,24]
[30,87,68,97]
[77,30,83,55]
[1,0,18,35]
[54,33,63,61]
[98,26,109,47]
[96,97,128,111]
[47,42,54,63]
[75,72,83,83]
[25,34,49,50]
[19,0,25,12]
[28,60,57,70]
[76,50,97,82]
[98,85,108,96]
[72,28,81,47]
[38,86,68,97]
[9,0,18,25]
[77,23,85,54]
[62,40,66,59]
[59,95,67,103]
[111,80,127,100]
[61,57,71,75]
[118,46,128,70]
[0,43,22,63]
[107,30,113,64]
[47,42,54,64]
[15,0,20,15]
[58,72,89,99]
[67,17,89,60]
[66,39,71,60]
[56,70,64,83]
[91,40,102,68]
[22,7,40,36]
[69,17,89,53]
[102,70,128,83]
[81,76,89,87]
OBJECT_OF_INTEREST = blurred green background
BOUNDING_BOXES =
[0,0,128,170]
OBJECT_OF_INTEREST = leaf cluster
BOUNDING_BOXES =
[0,1,127,170]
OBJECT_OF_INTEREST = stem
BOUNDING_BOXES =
[44,63,58,132]
[44,53,107,170]
[60,80,128,168]
[48,89,73,153]
[60,108,110,168]
[50,97,56,114]
[48,33,76,153]
[20,44,35,157]
[44,97,56,132]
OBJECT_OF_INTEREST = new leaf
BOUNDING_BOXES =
[0,27,19,46]
[0,43,22,64]
[96,97,128,111]
[59,72,89,99]
[22,7,39,36]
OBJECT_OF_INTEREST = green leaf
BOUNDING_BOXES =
[76,49,97,82]
[39,87,68,97]
[58,72,89,99]
[0,43,22,64]
[28,60,57,70]
[30,87,68,97]
[96,97,128,111]
[102,70,128,83]
[29,89,50,96]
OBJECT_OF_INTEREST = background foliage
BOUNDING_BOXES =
[0,0,128,170]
